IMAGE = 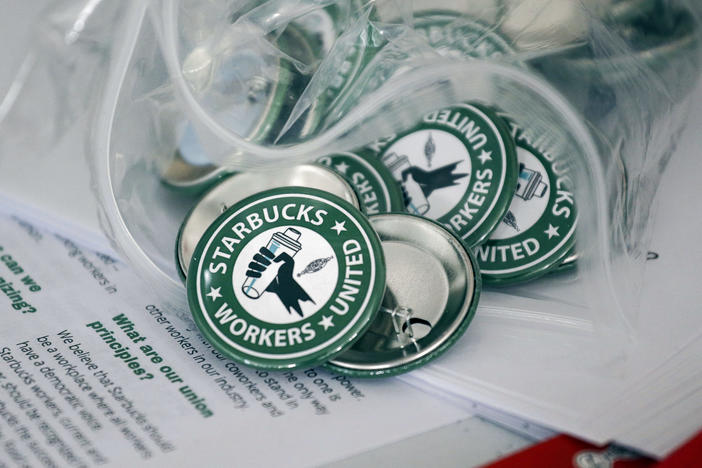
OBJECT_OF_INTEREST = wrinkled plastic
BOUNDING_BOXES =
[2,0,701,348]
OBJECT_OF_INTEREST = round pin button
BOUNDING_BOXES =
[164,34,293,191]
[326,213,480,377]
[475,138,577,285]
[186,187,386,370]
[161,125,233,195]
[318,21,385,129]
[317,150,405,215]
[413,11,516,62]
[176,164,359,280]
[180,34,292,144]
[376,103,518,248]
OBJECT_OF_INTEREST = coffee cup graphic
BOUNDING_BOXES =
[403,173,430,215]
[242,228,302,299]
[383,152,430,215]
[515,163,548,201]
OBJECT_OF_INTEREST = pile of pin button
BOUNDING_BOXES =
[169,0,695,376]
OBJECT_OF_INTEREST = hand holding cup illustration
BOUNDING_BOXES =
[382,142,468,217]
[241,228,314,317]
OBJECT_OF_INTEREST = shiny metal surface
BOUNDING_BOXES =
[608,0,659,23]
[177,164,359,277]
[328,214,479,375]
[161,150,231,192]
[551,250,578,274]
[560,251,578,266]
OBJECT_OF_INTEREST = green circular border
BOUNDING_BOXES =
[379,102,518,249]
[478,138,577,286]
[412,9,518,61]
[175,165,361,282]
[186,187,387,370]
[355,148,407,212]
[316,150,406,214]
[203,41,292,145]
[324,213,482,378]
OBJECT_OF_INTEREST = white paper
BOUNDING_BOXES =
[0,1,112,257]
[328,415,535,468]
[0,213,471,467]
[406,79,702,458]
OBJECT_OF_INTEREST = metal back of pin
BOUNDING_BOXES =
[327,214,481,377]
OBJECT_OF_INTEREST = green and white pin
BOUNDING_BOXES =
[414,10,516,61]
[475,138,577,285]
[187,187,386,370]
[161,124,234,194]
[375,103,518,248]
[327,213,481,377]
[317,151,405,215]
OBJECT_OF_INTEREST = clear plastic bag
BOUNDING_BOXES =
[3,0,702,344]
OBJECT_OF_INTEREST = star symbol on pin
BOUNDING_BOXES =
[545,224,560,239]
[478,149,492,165]
[334,162,350,174]
[331,220,347,235]
[206,286,222,301]
[318,315,334,331]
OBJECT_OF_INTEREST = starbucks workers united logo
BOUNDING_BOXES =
[187,188,385,370]
[376,103,518,248]
[475,137,577,284]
